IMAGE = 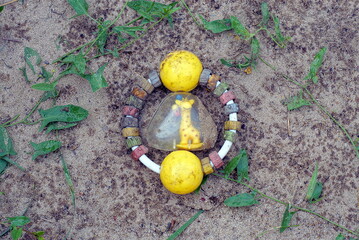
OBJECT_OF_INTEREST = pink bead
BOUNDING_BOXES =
[122,105,139,118]
[209,151,224,169]
[219,91,236,105]
[131,145,148,160]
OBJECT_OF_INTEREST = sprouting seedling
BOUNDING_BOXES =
[55,0,181,92]
[1,216,45,240]
[199,2,290,71]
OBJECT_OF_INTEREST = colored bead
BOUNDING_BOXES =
[126,136,142,149]
[224,131,237,142]
[209,151,224,169]
[213,82,229,96]
[131,145,148,160]
[149,70,161,87]
[201,157,214,175]
[224,121,241,131]
[122,127,140,137]
[207,74,221,91]
[138,78,154,94]
[219,91,236,105]
[122,117,138,128]
[126,95,144,109]
[132,86,148,100]
[224,103,239,115]
[122,105,139,118]
[199,69,212,86]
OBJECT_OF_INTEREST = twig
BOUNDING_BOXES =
[0,0,18,7]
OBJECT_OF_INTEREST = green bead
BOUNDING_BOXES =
[224,131,237,142]
[126,136,142,149]
[213,82,229,96]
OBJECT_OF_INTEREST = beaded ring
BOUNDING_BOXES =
[122,51,241,194]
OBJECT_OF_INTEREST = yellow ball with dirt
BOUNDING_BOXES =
[160,50,203,92]
[160,150,203,194]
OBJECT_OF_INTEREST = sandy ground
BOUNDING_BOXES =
[0,0,358,239]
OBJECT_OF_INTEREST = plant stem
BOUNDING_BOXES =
[125,16,143,26]
[0,115,20,127]
[53,1,129,63]
[2,95,43,128]
[214,173,359,237]
[258,56,359,159]
[87,9,175,62]
[180,0,202,27]
[0,0,18,7]
[84,1,128,56]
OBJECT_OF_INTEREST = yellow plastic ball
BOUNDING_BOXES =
[160,150,204,194]
[159,50,203,92]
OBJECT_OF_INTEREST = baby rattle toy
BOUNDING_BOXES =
[122,50,241,194]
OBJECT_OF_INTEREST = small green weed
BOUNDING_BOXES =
[1,1,181,239]
[0,216,44,240]
[185,1,358,159]
[213,150,359,238]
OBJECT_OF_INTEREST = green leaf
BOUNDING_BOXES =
[30,140,62,160]
[223,149,248,179]
[230,16,250,39]
[167,210,204,240]
[62,53,86,75]
[128,0,180,23]
[220,59,236,67]
[311,182,323,202]
[31,81,58,91]
[67,0,89,17]
[19,67,29,83]
[1,156,25,171]
[40,66,53,82]
[200,15,232,33]
[194,175,208,194]
[45,122,78,134]
[224,192,259,207]
[0,159,8,174]
[11,227,23,240]
[7,216,31,227]
[61,154,76,207]
[33,231,45,240]
[38,105,89,131]
[303,47,327,84]
[272,14,285,43]
[280,205,296,233]
[250,37,260,67]
[0,127,17,157]
[0,6,4,13]
[335,234,345,240]
[24,47,42,74]
[284,91,311,111]
[237,149,249,182]
[96,20,111,54]
[113,26,144,43]
[106,48,120,58]
[260,2,270,27]
[41,89,59,103]
[84,64,109,92]
[306,161,323,202]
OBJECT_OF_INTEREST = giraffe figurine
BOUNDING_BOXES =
[174,96,203,150]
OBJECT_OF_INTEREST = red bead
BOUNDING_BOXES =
[219,91,236,105]
[122,105,139,117]
[131,145,148,160]
[209,151,224,169]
